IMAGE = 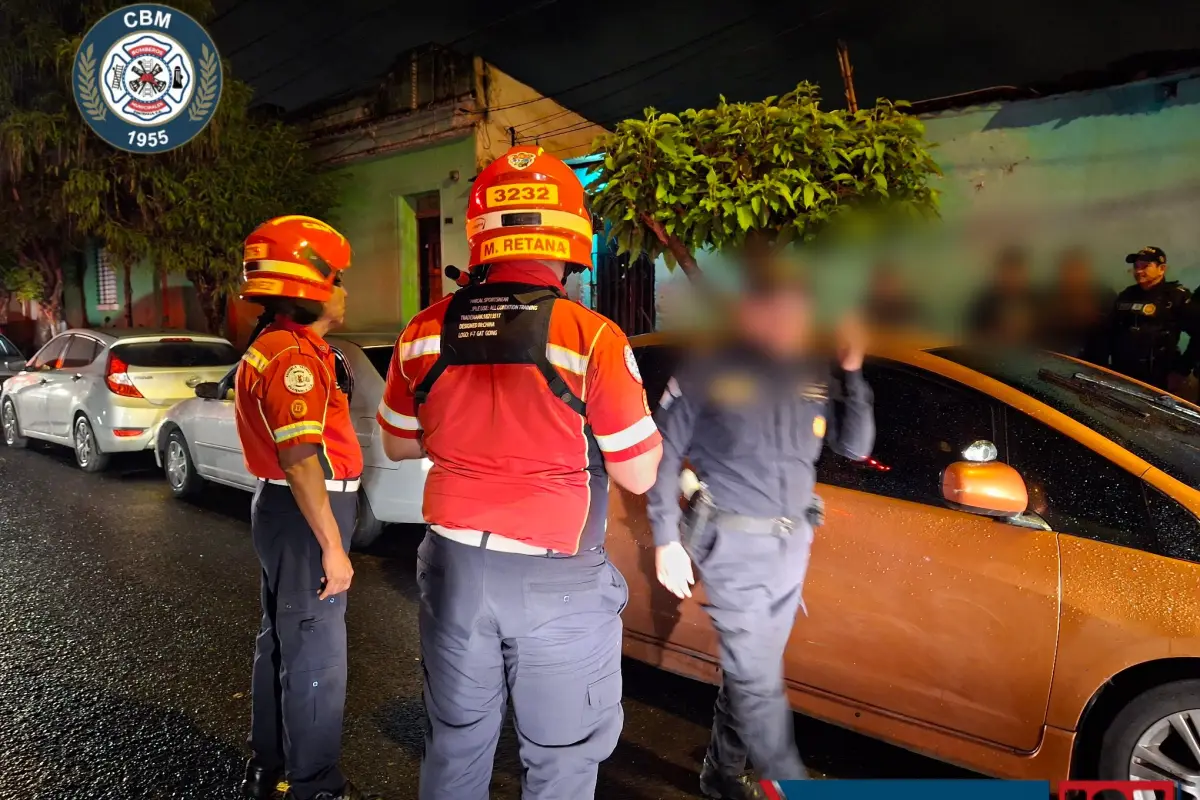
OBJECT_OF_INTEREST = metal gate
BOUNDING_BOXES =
[589,249,657,337]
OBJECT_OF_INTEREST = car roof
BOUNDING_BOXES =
[64,328,231,344]
[329,331,400,348]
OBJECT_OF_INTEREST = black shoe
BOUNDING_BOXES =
[288,782,385,800]
[240,760,282,800]
[699,758,768,800]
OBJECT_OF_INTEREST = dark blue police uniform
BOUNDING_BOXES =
[647,342,875,793]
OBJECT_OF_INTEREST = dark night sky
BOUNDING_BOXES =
[206,0,1200,124]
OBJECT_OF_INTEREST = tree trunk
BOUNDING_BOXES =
[159,264,170,327]
[123,261,134,327]
[0,289,9,325]
[640,212,703,282]
[188,270,227,336]
[76,256,91,328]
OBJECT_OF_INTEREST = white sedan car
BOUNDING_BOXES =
[154,332,430,548]
[2,329,240,471]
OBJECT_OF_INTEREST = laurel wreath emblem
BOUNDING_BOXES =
[75,44,107,123]
[187,44,219,123]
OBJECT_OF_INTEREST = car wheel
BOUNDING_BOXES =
[73,415,110,473]
[164,429,205,499]
[1099,679,1200,795]
[351,489,386,550]
[2,399,27,449]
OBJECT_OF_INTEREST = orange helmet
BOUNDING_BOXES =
[240,215,352,304]
[466,146,593,271]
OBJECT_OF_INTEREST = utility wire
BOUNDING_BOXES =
[514,3,844,143]
[206,0,251,28]
[480,11,764,114]
[257,0,560,103]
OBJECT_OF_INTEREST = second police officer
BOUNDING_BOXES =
[376,146,664,800]
[648,261,875,799]
[233,216,382,800]
[1100,245,1197,393]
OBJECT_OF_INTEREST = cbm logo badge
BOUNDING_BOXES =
[72,4,223,153]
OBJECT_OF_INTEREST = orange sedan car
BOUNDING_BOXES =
[610,333,1200,792]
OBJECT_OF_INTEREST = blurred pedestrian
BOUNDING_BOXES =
[864,261,922,329]
[967,246,1039,345]
[1036,247,1115,362]
[647,259,875,799]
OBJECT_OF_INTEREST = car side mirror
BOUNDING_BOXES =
[942,460,1029,516]
[194,382,220,399]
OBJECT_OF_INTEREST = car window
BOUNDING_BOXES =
[29,336,69,370]
[361,345,392,379]
[112,339,239,368]
[817,360,999,507]
[1003,409,1184,558]
[59,335,102,369]
[0,335,19,358]
[332,347,354,400]
[632,344,682,413]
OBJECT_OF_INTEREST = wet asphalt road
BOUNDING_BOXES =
[0,444,971,799]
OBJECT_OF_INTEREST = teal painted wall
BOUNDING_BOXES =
[73,242,202,330]
[580,72,1200,334]
[327,135,477,329]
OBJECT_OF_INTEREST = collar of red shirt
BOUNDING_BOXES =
[486,261,564,288]
[270,317,330,354]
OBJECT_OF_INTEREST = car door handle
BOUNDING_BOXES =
[72,374,83,382]
[37,378,48,385]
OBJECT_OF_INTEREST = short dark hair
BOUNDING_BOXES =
[259,297,323,326]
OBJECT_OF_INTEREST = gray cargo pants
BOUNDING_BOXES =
[416,529,629,800]
[686,516,813,782]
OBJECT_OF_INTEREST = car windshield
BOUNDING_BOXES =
[361,346,392,379]
[113,339,239,368]
[932,346,1200,487]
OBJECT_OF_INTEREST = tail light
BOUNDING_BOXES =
[159,337,192,343]
[105,353,143,398]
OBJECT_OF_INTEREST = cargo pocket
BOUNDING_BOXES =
[287,664,347,726]
[276,591,343,672]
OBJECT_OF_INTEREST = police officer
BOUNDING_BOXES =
[234,216,380,800]
[1100,246,1195,391]
[377,146,664,800]
[647,262,875,799]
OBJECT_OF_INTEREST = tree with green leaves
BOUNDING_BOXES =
[2,0,339,337]
[588,83,943,279]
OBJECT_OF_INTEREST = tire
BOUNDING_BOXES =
[163,428,205,499]
[72,414,110,473]
[1098,679,1200,788]
[2,399,27,449]
[351,489,386,550]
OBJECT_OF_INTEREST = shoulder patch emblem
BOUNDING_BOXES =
[290,399,308,418]
[813,415,827,438]
[283,364,315,394]
[624,345,642,384]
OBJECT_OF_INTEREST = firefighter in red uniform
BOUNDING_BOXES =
[377,146,664,800]
[233,216,381,800]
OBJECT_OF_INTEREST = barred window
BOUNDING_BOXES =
[96,247,119,311]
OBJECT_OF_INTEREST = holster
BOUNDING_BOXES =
[680,487,715,552]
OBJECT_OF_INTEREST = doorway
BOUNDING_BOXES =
[414,192,443,308]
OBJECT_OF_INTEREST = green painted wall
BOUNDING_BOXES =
[72,242,200,330]
[326,135,476,329]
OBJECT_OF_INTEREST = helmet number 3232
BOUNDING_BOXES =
[73,3,223,154]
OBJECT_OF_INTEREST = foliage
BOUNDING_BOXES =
[1,0,340,335]
[588,83,943,277]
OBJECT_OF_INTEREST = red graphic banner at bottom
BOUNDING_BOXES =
[1060,780,1177,799]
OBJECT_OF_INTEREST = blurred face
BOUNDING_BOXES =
[1132,259,1166,289]
[1058,257,1091,290]
[997,261,1029,293]
[735,287,812,356]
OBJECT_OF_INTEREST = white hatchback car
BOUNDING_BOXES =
[1,329,240,471]
[154,332,430,548]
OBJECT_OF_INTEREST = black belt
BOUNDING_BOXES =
[712,511,798,535]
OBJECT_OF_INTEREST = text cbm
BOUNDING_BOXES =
[124,10,172,28]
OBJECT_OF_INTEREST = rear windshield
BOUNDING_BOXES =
[113,340,239,368]
[362,346,393,379]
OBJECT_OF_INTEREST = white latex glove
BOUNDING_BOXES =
[656,541,695,600]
